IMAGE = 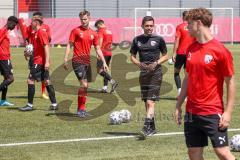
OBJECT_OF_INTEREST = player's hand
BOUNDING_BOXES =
[103,62,109,72]
[146,61,158,71]
[172,54,177,62]
[63,58,68,70]
[139,62,148,70]
[44,62,50,70]
[175,107,182,126]
[24,52,29,60]
[218,112,231,130]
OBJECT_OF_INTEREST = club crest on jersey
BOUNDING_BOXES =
[204,54,213,64]
[150,41,156,46]
[80,33,83,38]
[137,41,142,47]
[90,34,94,40]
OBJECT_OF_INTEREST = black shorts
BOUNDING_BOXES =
[72,62,92,82]
[97,56,112,68]
[0,60,13,76]
[139,65,162,102]
[28,55,34,69]
[184,112,228,148]
[28,64,50,82]
[174,54,186,69]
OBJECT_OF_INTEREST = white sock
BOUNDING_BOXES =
[178,88,181,95]
[103,86,108,90]
[51,103,58,107]
[27,103,33,107]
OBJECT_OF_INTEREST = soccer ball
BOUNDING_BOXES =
[229,134,240,151]
[109,111,122,125]
[25,44,33,56]
[168,58,174,65]
[119,109,131,123]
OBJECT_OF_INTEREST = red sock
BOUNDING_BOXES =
[78,88,87,111]
[41,82,46,94]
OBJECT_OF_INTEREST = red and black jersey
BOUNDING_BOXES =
[0,27,11,60]
[27,23,51,44]
[32,28,49,65]
[69,26,98,64]
[98,27,112,56]
[186,39,234,115]
[175,22,195,54]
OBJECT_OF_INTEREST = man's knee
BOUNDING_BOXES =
[4,75,14,85]
[188,148,203,160]
[44,80,51,86]
[214,147,235,160]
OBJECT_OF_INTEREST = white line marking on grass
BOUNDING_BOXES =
[0,128,239,147]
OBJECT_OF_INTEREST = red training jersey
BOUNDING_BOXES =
[98,27,112,56]
[175,22,195,54]
[69,26,98,64]
[0,27,11,60]
[32,28,49,65]
[186,39,234,115]
[27,23,51,44]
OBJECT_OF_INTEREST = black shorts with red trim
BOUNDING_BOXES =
[28,64,50,82]
[72,62,92,82]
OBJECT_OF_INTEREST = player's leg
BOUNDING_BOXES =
[43,70,58,110]
[41,81,49,99]
[204,115,235,160]
[188,148,204,160]
[0,60,14,106]
[174,54,185,98]
[184,113,207,160]
[77,79,88,117]
[214,147,235,160]
[97,56,118,93]
[72,63,90,117]
[19,64,41,111]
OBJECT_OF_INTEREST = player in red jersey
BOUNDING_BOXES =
[19,17,58,111]
[0,16,18,106]
[64,10,108,118]
[24,12,50,100]
[94,19,118,93]
[175,8,235,160]
[172,11,195,97]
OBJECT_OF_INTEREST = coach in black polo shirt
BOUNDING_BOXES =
[130,16,168,137]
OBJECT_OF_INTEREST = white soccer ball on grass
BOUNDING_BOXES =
[109,111,122,125]
[119,109,131,123]
[168,58,174,65]
[230,134,240,151]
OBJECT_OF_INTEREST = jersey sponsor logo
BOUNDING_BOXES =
[204,54,213,64]
[137,41,142,47]
[150,41,156,46]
